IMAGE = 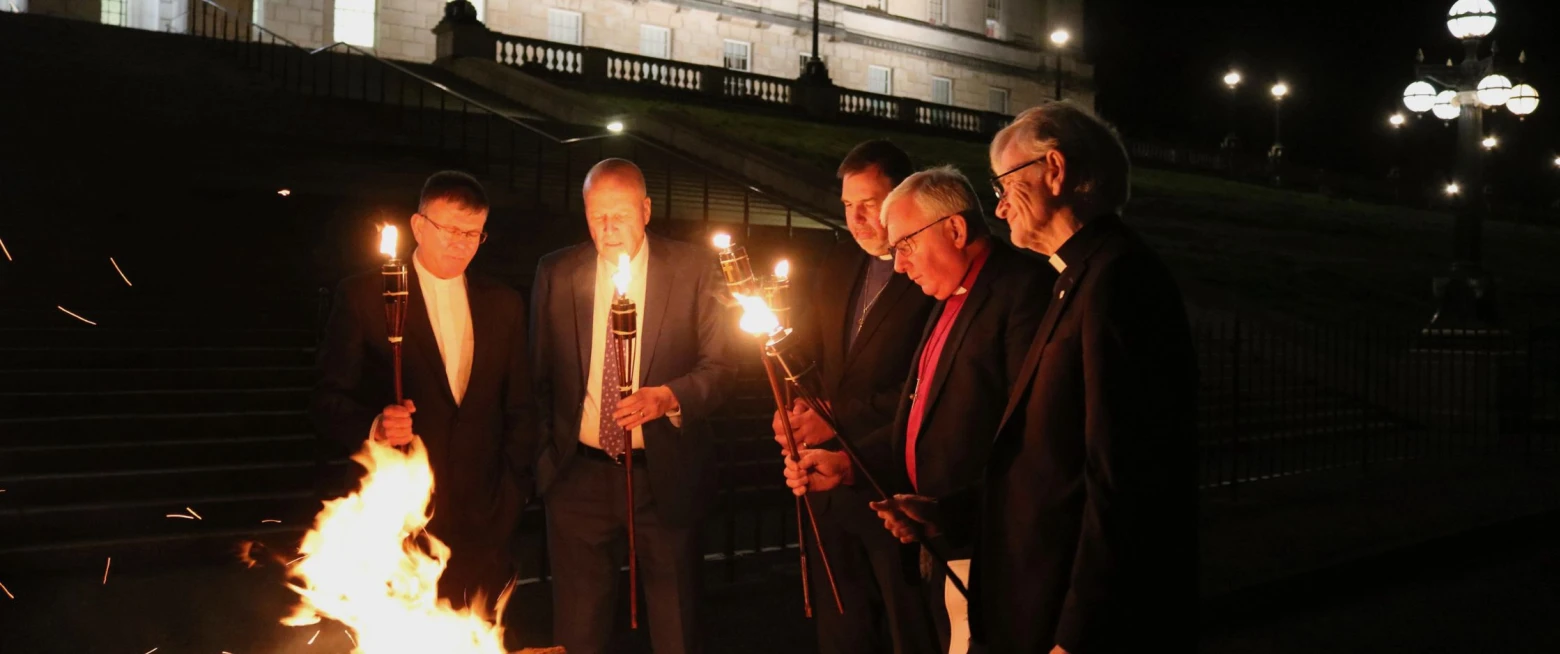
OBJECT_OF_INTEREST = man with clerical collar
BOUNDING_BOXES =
[771,140,940,654]
[874,102,1199,653]
[787,165,1053,654]
[313,170,534,619]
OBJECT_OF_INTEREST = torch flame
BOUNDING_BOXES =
[774,260,790,280]
[712,233,732,250]
[735,294,780,335]
[614,253,632,297]
[379,225,398,258]
[282,438,509,653]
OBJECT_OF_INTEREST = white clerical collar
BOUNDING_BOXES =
[412,248,465,287]
[876,253,893,261]
[1048,253,1067,273]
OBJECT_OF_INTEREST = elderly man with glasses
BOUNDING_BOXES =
[313,170,536,621]
[786,165,1053,654]
[874,102,1199,653]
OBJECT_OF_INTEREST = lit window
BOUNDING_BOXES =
[723,40,751,72]
[640,25,671,59]
[932,76,952,105]
[987,87,1009,113]
[548,8,582,45]
[927,0,945,24]
[100,0,125,26]
[333,0,376,47]
[868,65,893,95]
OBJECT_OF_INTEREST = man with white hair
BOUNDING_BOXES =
[786,165,1052,654]
[873,102,1198,652]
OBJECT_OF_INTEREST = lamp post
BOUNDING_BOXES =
[1268,82,1288,185]
[1050,28,1070,101]
[1221,71,1242,166]
[1389,113,1406,200]
[1398,0,1542,328]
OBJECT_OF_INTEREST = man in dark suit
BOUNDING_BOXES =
[313,170,533,614]
[788,166,1052,654]
[771,141,939,654]
[875,102,1198,653]
[530,158,736,654]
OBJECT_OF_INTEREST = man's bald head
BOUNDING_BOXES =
[583,158,648,198]
[582,158,653,262]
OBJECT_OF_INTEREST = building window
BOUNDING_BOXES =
[333,0,376,47]
[871,0,886,10]
[723,39,751,72]
[100,0,125,26]
[984,0,999,36]
[867,65,893,96]
[987,87,1009,114]
[548,9,582,45]
[470,0,483,22]
[927,0,945,25]
[253,0,265,27]
[932,76,952,105]
[640,25,671,59]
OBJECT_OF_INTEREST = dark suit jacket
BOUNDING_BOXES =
[961,215,1198,653]
[529,235,737,527]
[795,242,934,527]
[312,267,535,550]
[884,241,1053,545]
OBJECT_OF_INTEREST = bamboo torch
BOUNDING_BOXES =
[610,252,641,630]
[380,225,409,403]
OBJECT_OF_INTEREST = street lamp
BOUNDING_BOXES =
[1221,70,1242,155]
[1268,82,1288,184]
[1050,28,1070,101]
[1390,113,1406,127]
[1397,0,1543,327]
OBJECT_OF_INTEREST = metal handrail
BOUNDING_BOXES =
[191,0,847,233]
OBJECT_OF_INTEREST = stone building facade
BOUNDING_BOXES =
[31,0,1093,115]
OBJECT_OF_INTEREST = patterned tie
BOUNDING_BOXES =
[599,319,628,457]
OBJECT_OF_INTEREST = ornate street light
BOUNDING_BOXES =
[1221,70,1242,155]
[1390,113,1407,127]
[1268,82,1288,183]
[1396,0,1542,327]
[1050,29,1071,101]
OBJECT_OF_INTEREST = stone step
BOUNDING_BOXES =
[0,459,351,507]
[0,490,324,549]
[0,346,316,369]
[0,366,314,392]
[0,433,315,476]
[0,387,311,418]
[0,410,311,447]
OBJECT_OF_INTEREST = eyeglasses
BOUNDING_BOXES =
[417,213,488,244]
[886,214,954,258]
[989,156,1047,201]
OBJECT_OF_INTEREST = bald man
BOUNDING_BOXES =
[530,159,736,654]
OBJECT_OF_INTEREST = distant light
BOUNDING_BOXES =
[1270,83,1289,99]
[1476,74,1513,107]
[606,121,625,133]
[1481,135,1498,150]
[1554,156,1560,168]
[277,189,291,197]
[1050,29,1070,46]
[1506,84,1540,117]
[1403,81,1437,113]
[1223,71,1242,88]
[1445,182,1461,195]
[1389,113,1406,127]
[1431,90,1461,120]
[1446,0,1496,40]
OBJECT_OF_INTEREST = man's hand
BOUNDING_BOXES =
[771,399,836,454]
[781,449,853,497]
[614,386,679,431]
[375,399,417,447]
[869,494,941,544]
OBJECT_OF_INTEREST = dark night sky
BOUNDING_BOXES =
[1082,0,1558,203]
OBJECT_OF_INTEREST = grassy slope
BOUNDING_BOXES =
[602,99,1560,326]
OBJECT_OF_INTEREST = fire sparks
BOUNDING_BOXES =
[166,514,195,520]
[262,519,282,524]
[56,305,96,326]
[282,437,510,653]
[278,189,292,197]
[143,649,158,654]
[110,257,133,286]
[735,294,779,335]
[345,630,357,646]
[186,507,203,520]
[1,580,13,599]
[0,237,11,261]
[308,630,321,645]
[102,557,111,584]
[379,225,399,258]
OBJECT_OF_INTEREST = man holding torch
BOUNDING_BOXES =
[785,166,1053,654]
[772,140,940,654]
[530,158,736,654]
[313,170,535,615]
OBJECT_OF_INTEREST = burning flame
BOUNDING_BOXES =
[282,437,509,653]
[380,225,399,258]
[774,260,790,280]
[613,253,632,297]
[735,294,780,335]
[712,233,732,250]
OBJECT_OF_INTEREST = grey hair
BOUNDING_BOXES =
[881,165,989,238]
[989,101,1131,215]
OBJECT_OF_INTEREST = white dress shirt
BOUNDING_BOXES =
[578,242,649,450]
[369,251,474,441]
